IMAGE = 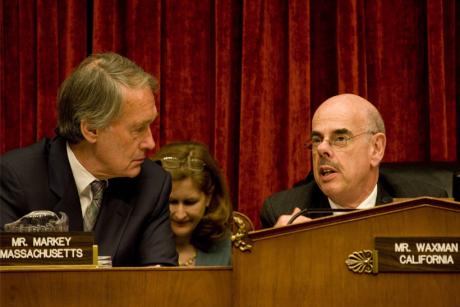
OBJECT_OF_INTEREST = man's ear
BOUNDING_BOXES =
[369,133,386,167]
[80,120,98,143]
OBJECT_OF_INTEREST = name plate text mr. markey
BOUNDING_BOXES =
[0,232,94,266]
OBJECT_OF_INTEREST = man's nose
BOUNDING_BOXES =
[316,139,333,157]
[142,127,155,150]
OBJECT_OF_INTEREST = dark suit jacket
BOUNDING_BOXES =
[260,172,448,228]
[0,137,178,266]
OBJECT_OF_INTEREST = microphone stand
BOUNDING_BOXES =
[287,208,358,225]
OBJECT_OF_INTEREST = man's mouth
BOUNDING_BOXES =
[319,165,337,177]
[320,169,334,175]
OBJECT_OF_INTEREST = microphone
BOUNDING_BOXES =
[287,207,358,225]
[286,196,395,225]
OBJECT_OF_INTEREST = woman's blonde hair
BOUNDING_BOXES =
[152,141,233,251]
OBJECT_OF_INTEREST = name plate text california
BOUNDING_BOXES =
[375,237,460,272]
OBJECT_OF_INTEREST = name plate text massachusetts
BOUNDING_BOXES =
[375,237,460,272]
[0,232,95,266]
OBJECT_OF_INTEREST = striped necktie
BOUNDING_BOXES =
[84,180,106,231]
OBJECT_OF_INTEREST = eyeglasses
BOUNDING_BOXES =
[307,131,376,151]
[160,156,206,171]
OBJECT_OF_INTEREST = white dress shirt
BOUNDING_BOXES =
[328,184,378,215]
[66,143,100,217]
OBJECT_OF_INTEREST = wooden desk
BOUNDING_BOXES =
[2,198,459,307]
[1,266,232,307]
[233,197,460,307]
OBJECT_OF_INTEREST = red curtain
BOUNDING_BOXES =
[1,0,458,228]
[1,0,88,149]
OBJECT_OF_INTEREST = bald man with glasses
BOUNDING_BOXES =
[260,93,448,228]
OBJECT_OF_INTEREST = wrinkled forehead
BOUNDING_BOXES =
[312,100,368,134]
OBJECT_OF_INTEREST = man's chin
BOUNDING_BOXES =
[319,183,343,198]
[124,166,142,178]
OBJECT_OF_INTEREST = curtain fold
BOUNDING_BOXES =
[213,0,243,202]
[366,0,432,161]
[336,0,367,94]
[1,0,87,152]
[427,0,457,160]
[1,0,457,228]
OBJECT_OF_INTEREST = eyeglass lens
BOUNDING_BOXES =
[161,156,205,170]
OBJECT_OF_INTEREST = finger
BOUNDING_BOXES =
[274,215,292,228]
[292,215,312,225]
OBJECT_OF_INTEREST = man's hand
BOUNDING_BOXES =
[273,207,312,228]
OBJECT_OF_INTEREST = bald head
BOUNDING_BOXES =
[313,94,385,134]
[310,93,387,208]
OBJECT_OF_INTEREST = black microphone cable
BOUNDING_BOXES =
[287,207,359,225]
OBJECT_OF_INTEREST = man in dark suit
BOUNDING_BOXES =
[0,52,178,266]
[261,94,447,228]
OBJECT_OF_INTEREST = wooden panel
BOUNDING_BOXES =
[0,267,232,307]
[234,200,460,307]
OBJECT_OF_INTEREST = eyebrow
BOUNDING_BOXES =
[133,119,154,129]
[311,128,352,137]
[333,128,352,135]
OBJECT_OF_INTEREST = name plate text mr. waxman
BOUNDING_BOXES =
[375,237,460,272]
[0,232,95,266]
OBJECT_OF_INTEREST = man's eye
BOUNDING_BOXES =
[137,126,147,133]
[169,199,179,205]
[311,137,322,144]
[333,136,348,144]
[132,125,147,134]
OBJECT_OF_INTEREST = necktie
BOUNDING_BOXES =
[84,180,106,231]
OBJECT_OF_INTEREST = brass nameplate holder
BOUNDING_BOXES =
[0,232,96,266]
[346,237,460,274]
[345,250,378,274]
[231,215,253,252]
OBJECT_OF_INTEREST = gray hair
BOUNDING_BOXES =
[367,106,386,134]
[56,52,158,143]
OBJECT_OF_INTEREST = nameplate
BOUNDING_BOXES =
[0,232,95,266]
[375,237,460,272]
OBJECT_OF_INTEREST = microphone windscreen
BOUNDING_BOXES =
[3,211,69,232]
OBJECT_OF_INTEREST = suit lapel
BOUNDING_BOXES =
[93,181,134,259]
[48,137,84,230]
[376,176,395,205]
[309,184,333,218]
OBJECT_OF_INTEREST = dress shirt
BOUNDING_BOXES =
[66,143,100,217]
[329,184,378,215]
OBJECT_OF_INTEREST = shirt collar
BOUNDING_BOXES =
[328,184,378,215]
[66,142,99,196]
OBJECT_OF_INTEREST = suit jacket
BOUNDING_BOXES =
[0,137,178,267]
[260,172,448,228]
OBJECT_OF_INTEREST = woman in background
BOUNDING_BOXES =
[152,142,233,266]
